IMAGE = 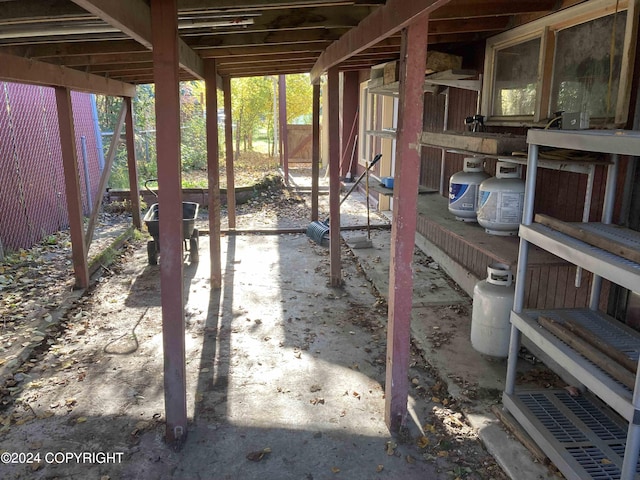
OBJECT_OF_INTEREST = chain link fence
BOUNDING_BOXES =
[0,82,102,253]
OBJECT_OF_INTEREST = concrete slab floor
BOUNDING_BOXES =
[0,233,512,480]
[343,228,554,480]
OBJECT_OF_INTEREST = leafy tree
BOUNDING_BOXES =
[231,76,273,155]
[285,73,313,123]
[96,73,313,188]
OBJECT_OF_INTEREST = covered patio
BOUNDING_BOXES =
[2,2,625,478]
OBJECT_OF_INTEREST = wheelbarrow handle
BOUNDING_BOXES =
[144,179,159,198]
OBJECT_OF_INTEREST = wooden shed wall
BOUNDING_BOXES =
[415,40,626,310]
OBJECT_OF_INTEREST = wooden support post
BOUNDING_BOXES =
[85,100,127,248]
[223,76,236,229]
[342,71,359,179]
[55,86,90,289]
[385,16,429,433]
[278,74,289,186]
[328,66,342,286]
[205,60,222,289]
[125,96,142,229]
[311,82,321,221]
[151,0,187,446]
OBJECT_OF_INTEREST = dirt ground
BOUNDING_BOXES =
[0,171,510,480]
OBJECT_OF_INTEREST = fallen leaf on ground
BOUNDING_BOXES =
[246,447,271,462]
[385,441,397,456]
[417,436,430,448]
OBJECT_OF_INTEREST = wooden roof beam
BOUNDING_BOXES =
[0,1,90,25]
[431,0,558,20]
[187,28,349,48]
[217,64,314,77]
[178,0,384,13]
[70,0,204,79]
[310,0,452,82]
[0,40,148,59]
[196,41,330,58]
[39,51,153,67]
[0,52,136,97]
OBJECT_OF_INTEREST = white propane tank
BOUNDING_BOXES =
[470,263,515,358]
[448,157,490,222]
[477,161,525,235]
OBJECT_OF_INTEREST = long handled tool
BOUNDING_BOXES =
[349,156,374,249]
[306,153,381,246]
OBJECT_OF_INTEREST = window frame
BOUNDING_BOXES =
[481,0,639,128]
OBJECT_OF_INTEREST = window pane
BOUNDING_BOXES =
[552,12,627,119]
[492,38,541,116]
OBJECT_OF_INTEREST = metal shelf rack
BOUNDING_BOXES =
[504,129,640,480]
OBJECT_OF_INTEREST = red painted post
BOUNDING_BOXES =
[223,76,236,229]
[205,61,222,289]
[150,0,187,446]
[311,82,321,221]
[328,67,342,286]
[54,87,90,289]
[342,71,359,179]
[278,75,289,186]
[385,15,429,433]
[124,96,142,229]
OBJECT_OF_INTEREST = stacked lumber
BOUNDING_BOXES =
[534,214,640,264]
[533,215,639,386]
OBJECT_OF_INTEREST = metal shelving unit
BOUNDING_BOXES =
[503,129,640,480]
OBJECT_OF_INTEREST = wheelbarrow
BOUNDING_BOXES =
[143,179,200,265]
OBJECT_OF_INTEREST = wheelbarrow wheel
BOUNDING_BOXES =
[147,240,158,265]
[189,229,199,263]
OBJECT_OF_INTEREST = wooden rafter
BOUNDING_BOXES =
[0,0,570,83]
[70,0,204,79]
[0,52,135,96]
[311,0,451,82]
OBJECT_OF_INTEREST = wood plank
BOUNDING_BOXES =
[421,131,527,156]
[538,316,636,390]
[72,0,204,79]
[0,52,135,97]
[223,76,236,229]
[205,60,222,289]
[328,66,342,286]
[311,0,447,82]
[385,15,429,433]
[311,82,321,221]
[534,214,640,264]
[85,100,127,248]
[151,0,187,446]
[55,87,90,289]
[124,97,142,229]
[563,319,638,373]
